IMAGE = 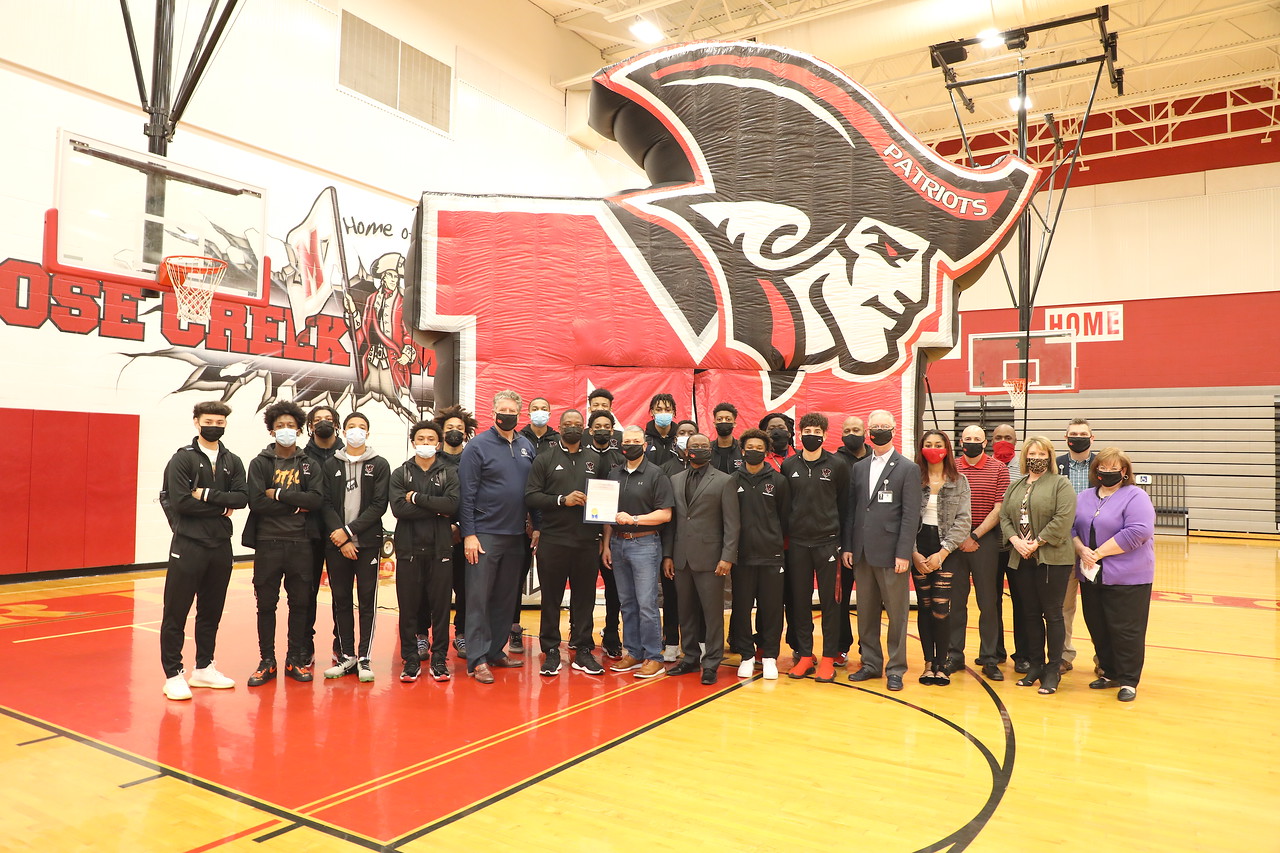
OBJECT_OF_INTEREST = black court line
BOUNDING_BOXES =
[386,677,756,848]
[254,823,302,843]
[17,734,63,746]
[119,772,164,788]
[827,670,1016,853]
[0,705,386,852]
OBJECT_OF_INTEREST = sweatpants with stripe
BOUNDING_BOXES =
[160,534,233,678]
[326,544,380,661]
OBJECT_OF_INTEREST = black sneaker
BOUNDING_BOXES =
[540,650,562,676]
[284,658,313,682]
[572,649,604,675]
[430,656,451,682]
[509,629,525,654]
[400,660,421,683]
[453,635,467,658]
[247,659,277,687]
[602,641,623,660]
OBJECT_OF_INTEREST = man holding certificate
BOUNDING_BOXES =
[602,425,675,679]
[524,409,606,676]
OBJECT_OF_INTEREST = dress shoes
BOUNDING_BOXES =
[981,664,1005,681]
[490,655,524,668]
[667,660,700,676]
[1089,677,1118,689]
[886,674,904,691]
[1117,686,1137,702]
[1014,659,1031,674]
[848,667,879,683]
[700,668,719,685]
[470,663,494,684]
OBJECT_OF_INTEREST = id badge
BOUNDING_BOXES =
[877,490,893,503]
[1019,511,1029,526]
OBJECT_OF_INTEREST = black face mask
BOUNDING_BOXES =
[961,441,985,459]
[495,413,518,432]
[687,447,712,465]
[620,444,645,461]
[312,420,335,439]
[199,425,225,443]
[869,427,894,447]
[768,429,790,453]
[800,434,824,452]
[842,433,865,453]
[1067,436,1092,453]
[592,429,613,446]
[560,426,584,445]
[714,422,735,438]
[444,429,465,447]
[1097,470,1125,487]
[742,448,766,467]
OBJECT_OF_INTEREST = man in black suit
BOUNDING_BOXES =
[842,410,921,691]
[662,434,740,684]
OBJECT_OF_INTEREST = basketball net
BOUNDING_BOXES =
[160,256,227,323]
[1003,378,1027,411]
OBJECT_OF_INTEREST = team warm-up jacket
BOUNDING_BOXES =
[303,437,343,539]
[524,442,603,547]
[711,439,743,474]
[243,444,325,547]
[518,424,561,456]
[457,426,537,537]
[390,458,460,558]
[732,465,790,566]
[781,450,849,546]
[660,454,688,478]
[584,443,622,479]
[162,438,248,545]
[643,420,678,464]
[319,448,391,549]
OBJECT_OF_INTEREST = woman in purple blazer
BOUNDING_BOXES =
[1072,448,1156,702]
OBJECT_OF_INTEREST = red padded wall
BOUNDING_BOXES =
[26,411,89,573]
[0,409,34,575]
[84,412,139,567]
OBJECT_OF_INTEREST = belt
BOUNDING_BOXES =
[617,530,658,540]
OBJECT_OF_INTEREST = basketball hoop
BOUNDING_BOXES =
[1003,378,1027,410]
[159,255,226,323]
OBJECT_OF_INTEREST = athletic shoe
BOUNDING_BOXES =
[634,660,665,679]
[284,659,313,682]
[737,659,755,678]
[453,635,467,657]
[571,650,604,675]
[324,656,358,679]
[416,635,428,658]
[602,642,623,660]
[163,671,192,701]
[761,658,779,680]
[430,657,451,682]
[662,644,680,662]
[834,652,849,667]
[540,650,562,676]
[247,659,277,687]
[357,659,375,682]
[788,656,816,679]
[815,657,837,683]
[188,664,235,689]
[509,629,525,654]
[400,661,421,683]
[610,654,643,672]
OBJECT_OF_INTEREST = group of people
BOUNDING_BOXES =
[158,392,1156,704]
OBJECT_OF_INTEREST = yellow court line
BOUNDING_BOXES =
[299,676,661,813]
[13,620,165,643]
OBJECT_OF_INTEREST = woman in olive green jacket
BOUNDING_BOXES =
[999,436,1077,695]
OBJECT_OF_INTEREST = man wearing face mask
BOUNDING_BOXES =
[303,406,343,668]
[432,404,476,659]
[585,410,625,658]
[644,393,679,463]
[243,401,325,687]
[458,391,537,684]
[510,396,559,654]
[730,429,790,680]
[159,401,248,701]
[587,388,623,447]
[841,410,921,692]
[319,412,390,682]
[1055,417,1097,676]
[659,419,698,660]
[990,421,1024,670]
[782,413,850,682]
[661,419,698,477]
[662,434,739,685]
[710,403,743,474]
[833,415,869,665]
[759,412,796,471]
[948,424,1010,680]
[992,423,1019,475]
[524,409,607,676]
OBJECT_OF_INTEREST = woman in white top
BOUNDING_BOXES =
[911,430,972,685]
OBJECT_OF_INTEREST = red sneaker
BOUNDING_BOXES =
[788,656,816,679]
[815,657,837,683]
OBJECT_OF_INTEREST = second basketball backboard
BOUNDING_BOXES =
[968,329,1076,393]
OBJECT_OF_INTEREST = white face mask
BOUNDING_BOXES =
[676,435,690,450]
[345,427,368,447]
[273,428,297,447]
[529,410,550,427]
[414,444,437,459]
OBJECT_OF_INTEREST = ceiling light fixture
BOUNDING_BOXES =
[629,18,664,45]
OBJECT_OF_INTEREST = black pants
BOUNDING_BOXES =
[1080,580,1151,687]
[996,548,1027,664]
[537,539,598,652]
[786,541,843,659]
[730,563,785,658]
[326,543,380,660]
[837,562,855,656]
[597,556,620,650]
[398,551,453,664]
[674,567,725,670]
[252,539,313,662]
[911,524,953,668]
[660,570,681,646]
[160,534,233,678]
[465,533,524,670]
[1008,556,1071,669]
[511,533,535,629]
[305,538,333,663]
[947,530,1003,665]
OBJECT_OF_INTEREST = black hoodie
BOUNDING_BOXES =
[243,443,325,547]
[519,423,561,456]
[644,419,678,464]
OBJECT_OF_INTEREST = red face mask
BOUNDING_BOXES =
[992,440,1016,463]
[921,447,948,465]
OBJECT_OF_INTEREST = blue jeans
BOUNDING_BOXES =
[610,534,663,662]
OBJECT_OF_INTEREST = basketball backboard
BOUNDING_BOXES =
[968,329,1076,393]
[47,130,269,304]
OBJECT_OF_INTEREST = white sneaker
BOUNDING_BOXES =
[662,644,680,662]
[737,659,755,678]
[189,664,235,689]
[325,656,358,679]
[163,672,192,701]
[762,658,779,680]
[358,658,375,682]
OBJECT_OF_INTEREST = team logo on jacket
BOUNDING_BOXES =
[364,463,375,476]
[763,482,775,495]
[585,461,596,473]
[300,461,311,476]
[821,468,832,479]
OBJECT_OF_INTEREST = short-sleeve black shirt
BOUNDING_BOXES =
[607,457,675,536]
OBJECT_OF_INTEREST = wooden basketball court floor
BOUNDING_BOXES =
[1,535,1276,852]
